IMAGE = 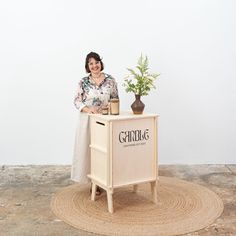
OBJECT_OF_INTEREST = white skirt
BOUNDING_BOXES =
[71,112,91,183]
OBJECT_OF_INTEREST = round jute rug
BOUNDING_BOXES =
[51,177,223,236]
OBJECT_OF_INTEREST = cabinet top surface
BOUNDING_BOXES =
[89,111,158,121]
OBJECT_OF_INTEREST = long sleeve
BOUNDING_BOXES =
[110,77,119,99]
[74,80,86,112]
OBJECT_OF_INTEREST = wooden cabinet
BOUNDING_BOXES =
[88,111,159,213]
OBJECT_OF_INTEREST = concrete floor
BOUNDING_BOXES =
[0,165,235,236]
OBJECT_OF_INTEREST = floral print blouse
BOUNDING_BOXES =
[74,73,119,111]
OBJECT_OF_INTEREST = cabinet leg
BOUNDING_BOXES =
[133,184,138,192]
[150,181,158,204]
[106,189,114,213]
[91,182,97,201]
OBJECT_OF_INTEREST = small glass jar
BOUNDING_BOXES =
[110,98,119,115]
[101,106,109,115]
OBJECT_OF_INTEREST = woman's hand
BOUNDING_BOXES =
[81,106,99,114]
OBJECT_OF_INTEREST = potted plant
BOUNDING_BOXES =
[123,54,160,114]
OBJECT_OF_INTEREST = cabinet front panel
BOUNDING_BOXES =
[112,118,156,186]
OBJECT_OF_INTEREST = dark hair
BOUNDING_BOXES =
[85,52,104,73]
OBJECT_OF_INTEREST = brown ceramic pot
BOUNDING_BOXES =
[131,94,145,114]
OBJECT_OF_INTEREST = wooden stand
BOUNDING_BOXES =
[88,111,159,213]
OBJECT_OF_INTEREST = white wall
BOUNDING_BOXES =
[0,0,235,164]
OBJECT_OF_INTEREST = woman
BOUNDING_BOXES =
[71,52,119,194]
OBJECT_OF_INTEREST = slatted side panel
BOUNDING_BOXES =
[90,117,108,185]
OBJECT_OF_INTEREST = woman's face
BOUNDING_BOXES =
[88,58,101,74]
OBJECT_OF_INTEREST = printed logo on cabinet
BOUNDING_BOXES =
[118,129,150,147]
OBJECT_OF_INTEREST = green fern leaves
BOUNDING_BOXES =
[123,54,160,96]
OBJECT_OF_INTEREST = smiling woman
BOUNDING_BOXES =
[74,52,119,114]
[71,52,119,194]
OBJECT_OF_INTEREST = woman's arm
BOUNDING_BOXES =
[81,106,98,114]
[74,80,99,113]
[110,77,119,99]
[74,80,87,112]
